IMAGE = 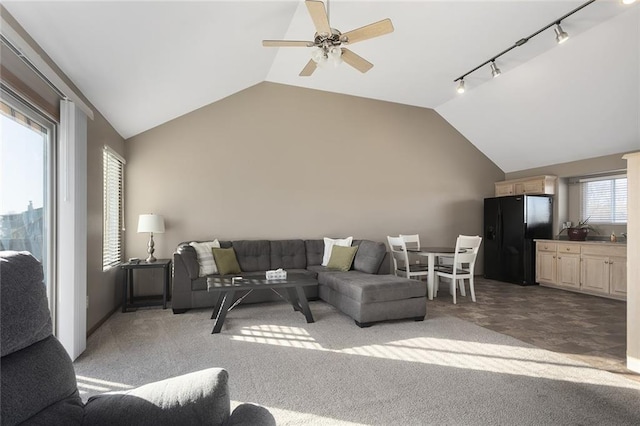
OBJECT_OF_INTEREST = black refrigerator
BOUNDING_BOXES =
[484,195,553,285]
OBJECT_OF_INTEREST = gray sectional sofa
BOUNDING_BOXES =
[172,239,427,327]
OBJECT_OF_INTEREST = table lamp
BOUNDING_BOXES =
[137,214,165,262]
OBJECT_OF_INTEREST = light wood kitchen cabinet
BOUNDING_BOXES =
[581,254,610,295]
[536,242,557,284]
[535,240,626,300]
[495,182,515,196]
[495,175,556,197]
[556,244,581,290]
[609,256,627,297]
[581,245,627,298]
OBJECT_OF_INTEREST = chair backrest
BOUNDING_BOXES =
[452,235,482,273]
[399,234,420,250]
[1,251,84,425]
[387,236,410,271]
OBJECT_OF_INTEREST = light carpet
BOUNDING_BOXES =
[74,301,640,425]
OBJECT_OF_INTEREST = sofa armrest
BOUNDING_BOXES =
[83,368,231,426]
[228,403,276,426]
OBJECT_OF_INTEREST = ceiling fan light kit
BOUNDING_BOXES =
[453,0,635,94]
[262,0,393,76]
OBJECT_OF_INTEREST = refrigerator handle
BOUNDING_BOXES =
[497,208,502,248]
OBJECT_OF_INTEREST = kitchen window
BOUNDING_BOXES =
[581,175,627,224]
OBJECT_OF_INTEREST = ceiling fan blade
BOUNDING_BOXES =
[262,40,314,47]
[299,59,317,76]
[341,18,394,45]
[306,0,331,36]
[341,48,373,73]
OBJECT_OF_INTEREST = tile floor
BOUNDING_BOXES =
[427,277,640,382]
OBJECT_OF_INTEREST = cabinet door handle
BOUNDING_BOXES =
[609,261,613,264]
[604,260,609,264]
[566,248,570,251]
[558,256,562,259]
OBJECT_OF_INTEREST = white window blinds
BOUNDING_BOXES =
[581,175,627,224]
[103,147,125,270]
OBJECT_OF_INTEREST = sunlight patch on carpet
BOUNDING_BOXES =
[233,325,325,350]
[76,375,134,395]
[230,324,639,390]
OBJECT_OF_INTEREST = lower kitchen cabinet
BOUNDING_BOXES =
[535,240,627,300]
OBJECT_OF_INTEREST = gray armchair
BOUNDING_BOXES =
[0,251,275,426]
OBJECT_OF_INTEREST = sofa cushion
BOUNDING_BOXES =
[177,244,200,280]
[189,240,221,276]
[1,335,84,426]
[352,240,387,274]
[317,271,426,303]
[326,245,359,272]
[232,240,271,272]
[270,240,306,269]
[0,251,52,357]
[304,240,324,266]
[321,237,353,266]
[212,248,242,275]
[85,368,232,426]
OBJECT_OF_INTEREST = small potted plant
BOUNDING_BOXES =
[559,217,599,241]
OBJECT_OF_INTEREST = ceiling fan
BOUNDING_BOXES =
[262,0,394,76]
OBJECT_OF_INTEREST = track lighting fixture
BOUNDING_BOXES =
[554,23,569,44]
[490,61,501,78]
[453,0,604,93]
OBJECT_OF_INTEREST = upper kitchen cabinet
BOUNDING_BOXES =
[495,175,557,197]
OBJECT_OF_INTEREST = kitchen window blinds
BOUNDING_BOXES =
[581,175,627,224]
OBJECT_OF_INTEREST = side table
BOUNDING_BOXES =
[120,259,172,312]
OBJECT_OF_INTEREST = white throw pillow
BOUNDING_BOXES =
[189,240,220,276]
[322,237,353,266]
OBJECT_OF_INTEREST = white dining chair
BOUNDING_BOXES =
[387,236,429,281]
[434,235,482,304]
[399,234,429,267]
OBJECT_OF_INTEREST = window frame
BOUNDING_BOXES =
[580,174,627,225]
[1,85,57,323]
[102,146,125,270]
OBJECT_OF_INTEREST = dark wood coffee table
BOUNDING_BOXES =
[206,273,317,334]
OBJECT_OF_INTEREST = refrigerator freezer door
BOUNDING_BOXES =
[500,196,526,284]
[483,197,502,280]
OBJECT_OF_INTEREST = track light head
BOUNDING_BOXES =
[456,80,466,94]
[490,61,501,78]
[554,23,569,44]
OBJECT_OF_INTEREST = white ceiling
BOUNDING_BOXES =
[3,1,639,172]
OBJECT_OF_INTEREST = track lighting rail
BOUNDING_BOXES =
[453,0,597,84]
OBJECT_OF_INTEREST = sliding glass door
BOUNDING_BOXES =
[1,88,56,320]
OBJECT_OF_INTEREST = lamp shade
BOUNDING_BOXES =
[137,214,165,233]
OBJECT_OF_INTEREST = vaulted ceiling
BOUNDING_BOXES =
[3,1,639,172]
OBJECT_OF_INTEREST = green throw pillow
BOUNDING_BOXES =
[211,248,242,275]
[326,245,359,272]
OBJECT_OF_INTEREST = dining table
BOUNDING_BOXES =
[406,246,458,300]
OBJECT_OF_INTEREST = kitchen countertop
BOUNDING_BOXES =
[534,238,627,246]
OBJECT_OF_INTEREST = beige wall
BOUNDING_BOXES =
[86,113,125,332]
[1,6,126,334]
[124,82,504,293]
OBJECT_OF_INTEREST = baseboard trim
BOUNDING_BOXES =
[627,356,640,374]
[87,306,119,337]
